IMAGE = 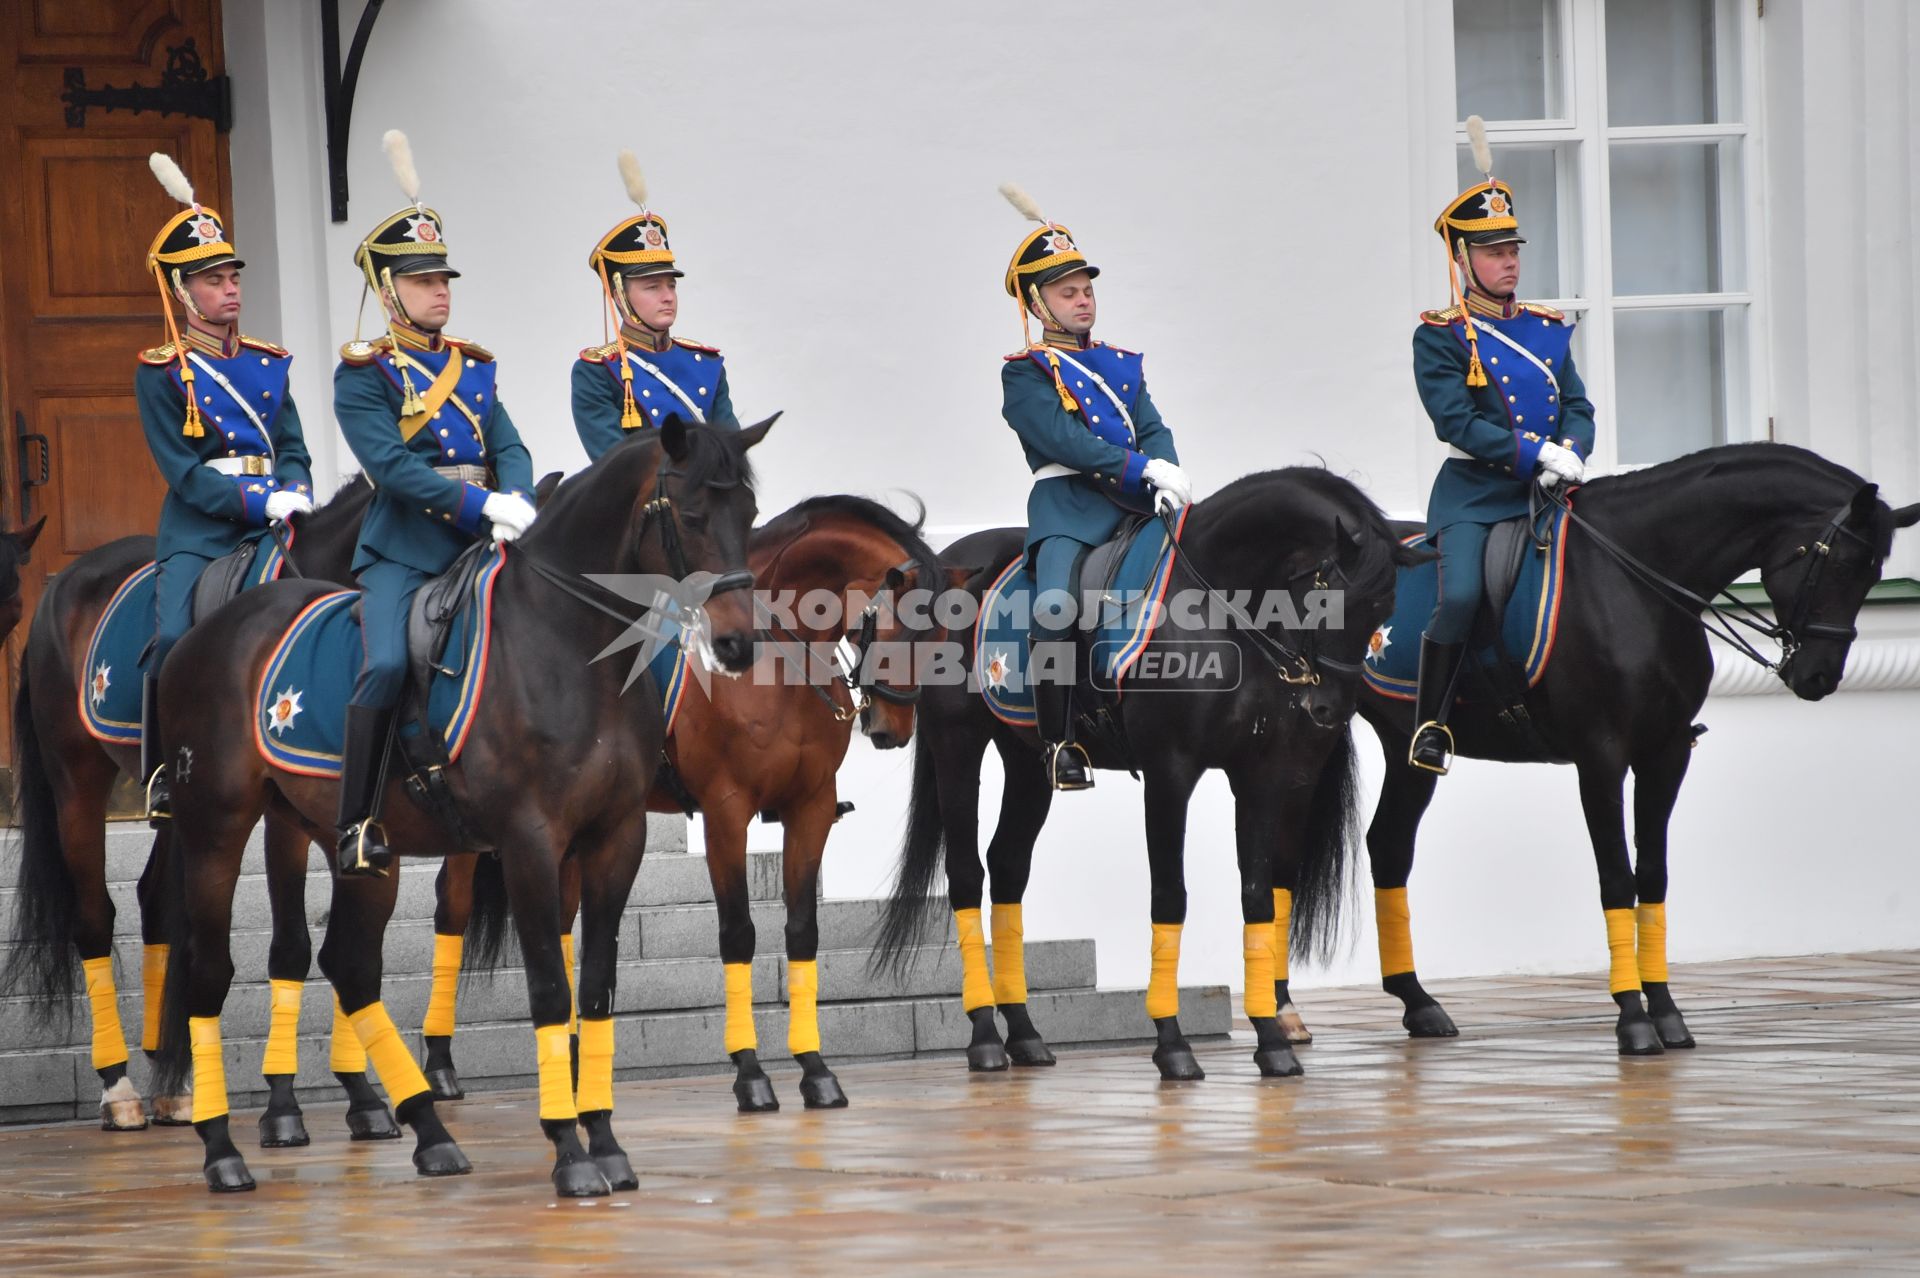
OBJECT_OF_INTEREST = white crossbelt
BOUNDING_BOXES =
[625,350,707,425]
[1028,348,1136,482]
[186,351,277,471]
[1447,320,1563,464]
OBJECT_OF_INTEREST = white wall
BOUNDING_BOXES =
[227,1,1920,1004]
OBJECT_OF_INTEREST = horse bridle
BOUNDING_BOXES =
[759,559,925,722]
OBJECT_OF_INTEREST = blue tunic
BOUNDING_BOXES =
[571,337,737,460]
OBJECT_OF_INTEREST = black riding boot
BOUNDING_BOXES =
[334,705,397,878]
[141,675,169,827]
[1408,636,1466,775]
[1031,640,1092,792]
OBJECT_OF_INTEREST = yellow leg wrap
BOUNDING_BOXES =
[1375,886,1416,978]
[1636,902,1670,985]
[350,1001,429,1105]
[560,932,579,1037]
[990,904,1028,1005]
[261,978,303,1076]
[422,932,463,1038]
[329,995,368,1074]
[189,1016,228,1123]
[723,962,757,1055]
[1145,923,1182,1020]
[82,956,128,1072]
[1271,888,1293,983]
[955,908,994,1012]
[1242,923,1279,1020]
[786,959,821,1057]
[576,1017,615,1113]
[535,1022,576,1121]
[1604,907,1640,995]
[139,943,170,1054]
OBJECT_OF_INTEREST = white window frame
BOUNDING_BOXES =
[1454,0,1769,472]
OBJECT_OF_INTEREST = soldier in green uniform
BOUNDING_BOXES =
[136,153,315,821]
[998,184,1190,790]
[573,151,737,459]
[330,132,536,876]
[1408,118,1596,773]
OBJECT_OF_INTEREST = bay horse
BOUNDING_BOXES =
[1340,443,1919,1054]
[438,493,946,1112]
[151,419,771,1194]
[873,468,1422,1080]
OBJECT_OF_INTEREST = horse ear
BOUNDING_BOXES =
[1850,482,1881,521]
[659,413,691,461]
[1892,502,1920,529]
[732,411,782,452]
[16,515,46,560]
[1396,538,1438,569]
[1332,516,1365,564]
[532,471,564,508]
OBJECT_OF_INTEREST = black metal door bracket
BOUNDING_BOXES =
[322,0,389,223]
[62,38,232,133]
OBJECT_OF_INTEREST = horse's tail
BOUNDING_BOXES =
[1290,727,1362,966]
[463,853,514,971]
[0,671,79,1024]
[869,729,945,976]
[150,824,195,1098]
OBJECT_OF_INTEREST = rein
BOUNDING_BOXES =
[757,558,924,722]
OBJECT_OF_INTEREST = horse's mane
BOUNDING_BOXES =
[319,473,371,511]
[1202,465,1407,599]
[758,493,945,592]
[540,424,758,526]
[1580,442,1864,500]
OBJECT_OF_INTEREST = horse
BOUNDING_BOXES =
[0,514,46,643]
[151,418,772,1195]
[438,493,947,1112]
[1338,443,1920,1054]
[873,468,1423,1080]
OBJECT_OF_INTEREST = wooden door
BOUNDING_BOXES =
[0,0,230,766]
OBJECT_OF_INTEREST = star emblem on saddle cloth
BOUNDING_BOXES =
[1366,625,1392,665]
[404,215,441,244]
[266,686,305,736]
[186,214,225,244]
[90,663,110,707]
[983,648,1012,690]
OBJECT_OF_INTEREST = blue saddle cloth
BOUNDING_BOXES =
[253,550,692,776]
[1361,506,1572,701]
[81,541,288,745]
[972,510,1187,729]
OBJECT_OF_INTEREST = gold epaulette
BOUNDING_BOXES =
[580,340,620,361]
[671,336,719,355]
[447,336,493,362]
[1004,343,1044,362]
[1521,301,1566,322]
[238,334,289,357]
[1094,340,1140,356]
[1420,305,1463,325]
[138,342,177,365]
[339,336,390,365]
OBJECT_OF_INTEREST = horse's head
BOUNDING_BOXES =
[1296,506,1429,729]
[652,414,778,673]
[1761,483,1920,700]
[0,515,47,645]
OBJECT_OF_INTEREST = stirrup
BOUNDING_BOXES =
[144,767,171,826]
[1047,741,1094,792]
[1408,721,1455,776]
[335,822,392,879]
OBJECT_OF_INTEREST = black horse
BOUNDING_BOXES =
[151,419,771,1194]
[1345,443,1920,1054]
[0,514,46,643]
[874,468,1422,1080]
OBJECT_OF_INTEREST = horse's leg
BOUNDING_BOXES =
[172,808,257,1191]
[1227,767,1304,1078]
[1631,734,1697,1049]
[256,817,313,1148]
[778,785,847,1108]
[1576,760,1663,1056]
[940,729,1002,1072]
[1142,760,1205,1081]
[57,764,150,1129]
[423,857,473,1100]
[704,794,777,1111]
[568,828,641,1192]
[1364,753,1458,1037]
[319,867,471,1178]
[983,745,1056,1066]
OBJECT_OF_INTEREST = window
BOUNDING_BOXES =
[1452,0,1762,468]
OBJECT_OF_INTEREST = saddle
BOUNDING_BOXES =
[396,541,501,847]
[190,534,287,624]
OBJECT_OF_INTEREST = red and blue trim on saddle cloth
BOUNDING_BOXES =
[1361,505,1572,700]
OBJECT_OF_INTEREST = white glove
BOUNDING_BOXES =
[482,492,537,543]
[1534,441,1586,488]
[1142,458,1193,508]
[264,490,314,524]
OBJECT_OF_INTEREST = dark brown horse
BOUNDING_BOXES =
[151,420,770,1194]
[0,515,46,643]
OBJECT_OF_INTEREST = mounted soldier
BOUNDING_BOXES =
[998,183,1191,791]
[573,150,739,460]
[1408,116,1596,774]
[136,153,315,822]
[331,130,536,876]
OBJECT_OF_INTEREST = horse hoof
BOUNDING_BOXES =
[204,1155,256,1193]
[1617,1018,1666,1057]
[966,1042,1010,1072]
[799,1072,849,1109]
[1653,1011,1696,1049]
[425,1067,465,1102]
[1403,1004,1459,1038]
[413,1141,472,1177]
[346,1105,402,1141]
[1152,1046,1205,1081]
[733,1075,780,1113]
[258,1112,311,1148]
[1253,1045,1303,1078]
[553,1158,612,1198]
[150,1092,194,1125]
[100,1090,149,1132]
[593,1151,639,1192]
[1006,1038,1057,1067]
[1278,1004,1314,1045]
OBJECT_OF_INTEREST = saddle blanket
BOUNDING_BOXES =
[973,509,1188,729]
[80,539,289,745]
[252,550,691,776]
[1361,505,1571,701]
